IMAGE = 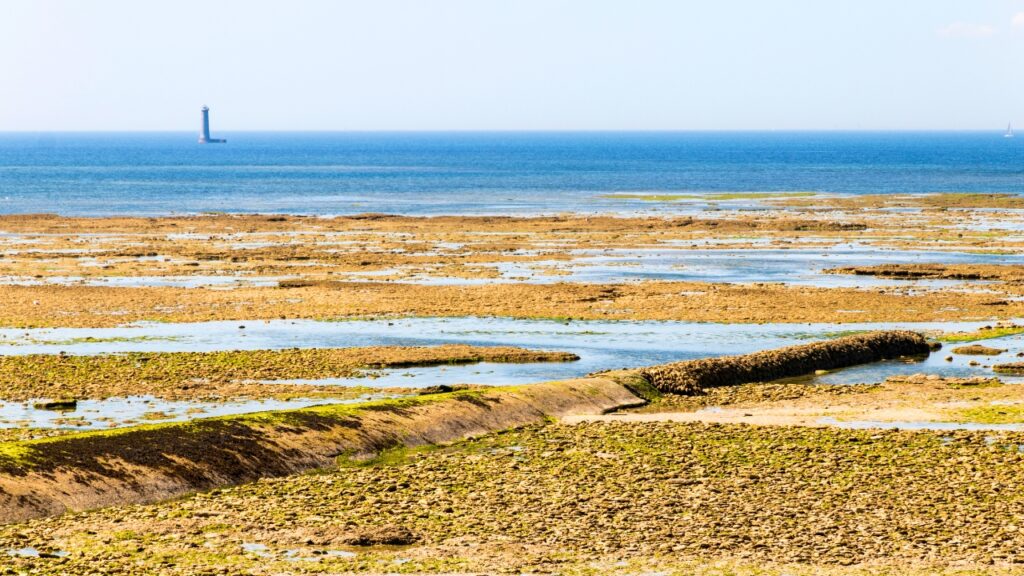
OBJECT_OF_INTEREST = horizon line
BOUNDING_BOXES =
[0,128,1016,134]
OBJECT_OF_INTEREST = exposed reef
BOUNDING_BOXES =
[636,331,930,395]
[952,344,1006,356]
[827,263,1024,283]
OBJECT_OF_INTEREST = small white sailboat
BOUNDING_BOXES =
[1005,122,1015,138]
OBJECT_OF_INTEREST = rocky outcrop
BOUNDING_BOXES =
[952,344,1005,356]
[637,331,930,395]
[993,363,1024,376]
[826,263,1024,282]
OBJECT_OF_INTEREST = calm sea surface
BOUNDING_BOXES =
[0,131,1020,216]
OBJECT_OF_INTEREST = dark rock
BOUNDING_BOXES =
[32,399,77,411]
[340,525,418,546]
[417,385,454,396]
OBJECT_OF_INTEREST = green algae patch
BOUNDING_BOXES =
[236,389,466,426]
[336,444,439,468]
[938,325,1024,343]
[6,390,468,454]
[598,369,661,402]
[923,192,1024,209]
[944,405,1024,424]
[0,442,38,467]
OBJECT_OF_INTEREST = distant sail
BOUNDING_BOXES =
[1006,122,1015,138]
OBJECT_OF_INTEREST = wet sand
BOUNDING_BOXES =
[574,375,1024,429]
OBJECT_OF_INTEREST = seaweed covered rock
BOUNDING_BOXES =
[993,363,1024,376]
[340,524,418,546]
[639,330,930,395]
[952,344,1005,356]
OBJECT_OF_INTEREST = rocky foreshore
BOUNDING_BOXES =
[6,420,1024,575]
[639,330,930,394]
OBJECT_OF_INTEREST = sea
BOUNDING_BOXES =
[0,131,1021,216]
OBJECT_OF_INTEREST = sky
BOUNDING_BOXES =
[2,0,1024,131]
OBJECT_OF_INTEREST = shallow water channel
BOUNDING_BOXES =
[0,395,390,432]
[336,245,1024,287]
[3,243,1022,289]
[1,317,1022,430]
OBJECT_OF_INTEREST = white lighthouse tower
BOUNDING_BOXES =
[198,106,226,144]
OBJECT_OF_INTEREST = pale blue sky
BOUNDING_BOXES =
[2,0,1024,131]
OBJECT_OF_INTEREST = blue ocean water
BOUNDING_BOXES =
[0,131,1021,216]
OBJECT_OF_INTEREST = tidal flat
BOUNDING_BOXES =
[5,421,1024,575]
[0,345,576,401]
[0,344,576,435]
[4,194,1024,573]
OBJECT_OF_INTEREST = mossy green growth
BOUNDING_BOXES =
[946,405,1024,424]
[603,370,659,402]
[336,444,438,468]
[937,326,1024,343]
[36,390,469,442]
[6,417,1024,574]
[0,442,36,466]
[0,385,519,472]
[922,192,1023,208]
